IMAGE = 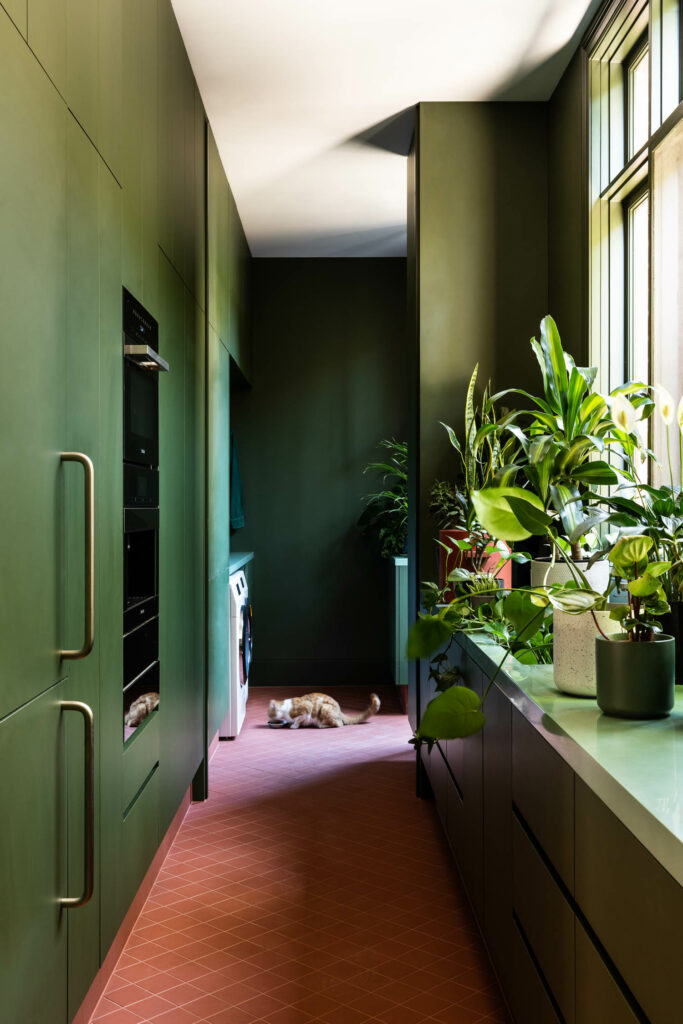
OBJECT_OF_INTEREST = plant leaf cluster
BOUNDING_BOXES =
[358,439,408,558]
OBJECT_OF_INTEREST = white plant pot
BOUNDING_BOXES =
[553,608,622,697]
[530,557,610,593]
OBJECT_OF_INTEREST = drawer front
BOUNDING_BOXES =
[575,920,640,1024]
[483,683,513,987]
[512,709,574,890]
[509,916,562,1024]
[575,779,683,1024]
[512,815,574,1023]
[421,742,449,828]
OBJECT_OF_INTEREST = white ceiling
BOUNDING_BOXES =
[171,0,599,257]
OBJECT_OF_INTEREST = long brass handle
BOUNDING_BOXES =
[60,452,95,659]
[59,701,95,908]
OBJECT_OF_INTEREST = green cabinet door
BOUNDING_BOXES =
[0,10,68,720]
[0,681,70,1024]
[2,0,26,36]
[64,114,123,1018]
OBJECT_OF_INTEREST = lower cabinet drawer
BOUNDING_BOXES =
[512,815,574,1023]
[509,915,562,1024]
[575,920,640,1024]
[575,779,683,1024]
[421,742,449,827]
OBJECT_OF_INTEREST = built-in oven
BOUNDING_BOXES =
[122,289,168,743]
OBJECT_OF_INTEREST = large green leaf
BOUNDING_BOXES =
[627,575,660,597]
[569,460,618,486]
[472,487,547,542]
[406,616,453,660]
[540,315,569,415]
[610,535,653,574]
[506,496,553,535]
[503,590,546,642]
[547,588,605,613]
[414,686,485,743]
[565,366,588,439]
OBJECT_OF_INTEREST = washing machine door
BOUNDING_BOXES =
[240,603,253,687]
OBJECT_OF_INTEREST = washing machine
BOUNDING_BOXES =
[219,570,252,738]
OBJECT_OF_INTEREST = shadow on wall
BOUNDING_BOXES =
[231,257,409,687]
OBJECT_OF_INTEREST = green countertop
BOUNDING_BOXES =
[459,633,683,886]
[229,550,254,574]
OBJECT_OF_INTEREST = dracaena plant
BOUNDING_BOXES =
[476,315,653,566]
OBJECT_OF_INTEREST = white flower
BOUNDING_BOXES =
[610,393,637,434]
[677,395,683,433]
[655,385,675,426]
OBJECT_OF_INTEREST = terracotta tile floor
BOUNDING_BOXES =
[89,686,509,1024]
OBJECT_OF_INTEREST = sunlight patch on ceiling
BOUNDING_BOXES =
[171,0,599,256]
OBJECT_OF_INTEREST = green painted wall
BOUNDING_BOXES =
[548,49,589,365]
[414,102,549,583]
[233,257,408,686]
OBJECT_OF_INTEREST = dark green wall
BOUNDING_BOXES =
[233,258,408,686]
[414,101,550,590]
[548,49,589,365]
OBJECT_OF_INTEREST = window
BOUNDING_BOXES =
[589,0,682,483]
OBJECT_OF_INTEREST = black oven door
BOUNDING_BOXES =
[124,358,158,467]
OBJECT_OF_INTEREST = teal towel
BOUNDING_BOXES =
[230,430,245,531]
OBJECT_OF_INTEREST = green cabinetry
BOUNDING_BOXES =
[420,637,683,1024]
[0,10,67,720]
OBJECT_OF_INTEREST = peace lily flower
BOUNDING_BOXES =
[677,395,683,433]
[611,393,637,434]
[655,385,676,426]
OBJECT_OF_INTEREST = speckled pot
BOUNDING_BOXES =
[530,557,610,592]
[595,635,675,719]
[553,608,622,697]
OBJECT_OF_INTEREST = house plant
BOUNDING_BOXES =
[593,535,675,718]
[358,438,408,558]
[432,365,516,595]
[485,315,653,591]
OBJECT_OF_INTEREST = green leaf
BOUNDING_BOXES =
[565,366,587,439]
[503,590,546,642]
[569,460,619,486]
[406,616,452,660]
[506,496,553,535]
[414,686,485,742]
[627,576,660,597]
[610,535,653,573]
[540,315,569,415]
[646,560,671,577]
[547,588,605,613]
[472,487,547,542]
[609,605,629,622]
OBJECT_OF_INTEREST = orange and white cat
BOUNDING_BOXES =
[267,692,380,729]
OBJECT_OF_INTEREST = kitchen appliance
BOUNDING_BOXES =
[219,570,253,738]
[122,290,167,741]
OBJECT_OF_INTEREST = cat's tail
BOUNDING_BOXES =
[341,693,381,725]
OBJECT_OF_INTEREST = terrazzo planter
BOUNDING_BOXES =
[553,608,622,696]
[530,557,610,592]
[660,602,683,685]
[595,634,675,719]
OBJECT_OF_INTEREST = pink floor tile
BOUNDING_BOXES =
[87,685,509,1023]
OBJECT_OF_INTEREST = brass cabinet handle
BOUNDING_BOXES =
[60,452,95,659]
[59,701,95,908]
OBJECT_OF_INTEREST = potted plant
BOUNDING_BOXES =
[486,315,653,592]
[591,388,683,683]
[432,365,516,596]
[358,438,408,558]
[593,535,675,718]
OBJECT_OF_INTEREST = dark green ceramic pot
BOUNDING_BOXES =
[595,635,675,719]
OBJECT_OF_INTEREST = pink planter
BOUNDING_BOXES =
[438,529,512,599]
